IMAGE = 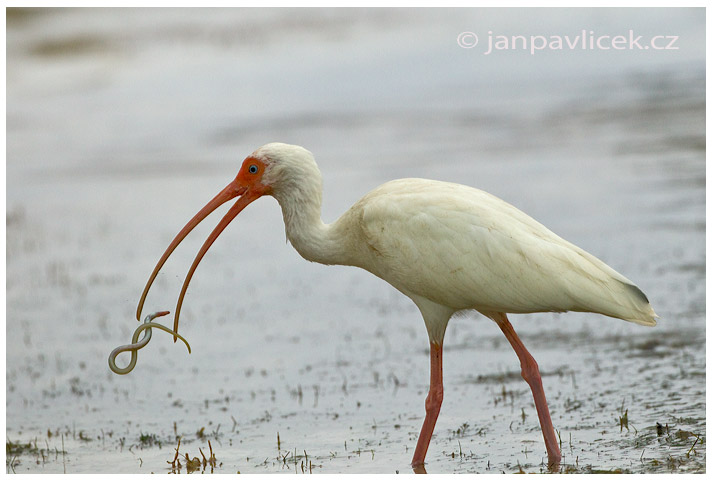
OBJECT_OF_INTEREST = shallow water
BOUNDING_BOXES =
[6,8,705,474]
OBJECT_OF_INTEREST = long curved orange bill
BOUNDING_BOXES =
[136,181,263,340]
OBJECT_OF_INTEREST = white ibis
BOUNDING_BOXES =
[136,142,657,470]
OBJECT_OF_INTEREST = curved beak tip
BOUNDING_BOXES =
[136,180,265,339]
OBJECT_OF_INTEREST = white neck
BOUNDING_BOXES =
[255,143,352,267]
[273,182,348,267]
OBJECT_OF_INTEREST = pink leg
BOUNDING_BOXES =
[411,342,443,469]
[495,313,561,468]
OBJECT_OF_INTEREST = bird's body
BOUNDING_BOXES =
[269,148,655,343]
[134,142,656,471]
[307,178,651,325]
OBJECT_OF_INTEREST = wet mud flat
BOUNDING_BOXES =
[4,307,706,474]
[6,8,705,474]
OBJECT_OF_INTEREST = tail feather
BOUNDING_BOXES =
[561,244,658,326]
[616,281,658,326]
[569,278,657,326]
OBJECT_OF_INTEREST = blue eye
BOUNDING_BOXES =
[249,164,258,174]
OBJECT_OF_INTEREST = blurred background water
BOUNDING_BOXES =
[6,7,705,473]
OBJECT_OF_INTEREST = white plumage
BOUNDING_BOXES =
[136,142,657,471]
[354,179,655,321]
[259,144,656,341]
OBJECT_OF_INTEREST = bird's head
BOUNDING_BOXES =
[135,142,320,337]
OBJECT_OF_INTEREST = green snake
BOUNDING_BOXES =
[108,311,191,375]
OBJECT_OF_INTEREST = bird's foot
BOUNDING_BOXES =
[546,453,561,473]
[411,462,427,474]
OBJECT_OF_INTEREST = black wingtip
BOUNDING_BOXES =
[623,281,650,305]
